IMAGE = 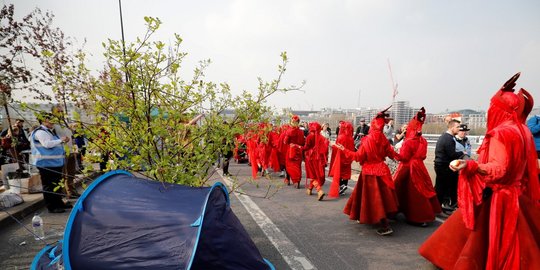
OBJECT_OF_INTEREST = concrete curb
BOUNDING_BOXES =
[0,194,45,229]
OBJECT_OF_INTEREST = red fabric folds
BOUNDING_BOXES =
[328,121,355,198]
[343,174,399,224]
[303,122,327,188]
[284,126,305,183]
[393,135,441,222]
[420,76,540,269]
[328,148,342,198]
[342,112,399,224]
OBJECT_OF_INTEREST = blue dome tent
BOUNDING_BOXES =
[31,170,275,270]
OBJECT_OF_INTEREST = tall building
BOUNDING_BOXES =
[391,100,414,127]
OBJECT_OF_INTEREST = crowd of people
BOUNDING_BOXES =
[226,73,540,269]
[1,72,538,269]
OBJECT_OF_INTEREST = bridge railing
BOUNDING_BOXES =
[424,134,484,151]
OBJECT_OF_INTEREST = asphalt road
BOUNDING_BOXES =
[216,162,440,270]
[0,157,443,270]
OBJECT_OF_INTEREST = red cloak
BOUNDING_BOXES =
[419,74,540,270]
[343,111,400,224]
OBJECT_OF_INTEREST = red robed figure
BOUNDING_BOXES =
[393,107,441,223]
[419,73,540,270]
[342,109,400,224]
[328,121,355,198]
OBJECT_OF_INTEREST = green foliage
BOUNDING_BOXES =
[83,17,303,186]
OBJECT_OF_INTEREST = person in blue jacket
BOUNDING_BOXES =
[30,113,72,213]
[527,114,540,158]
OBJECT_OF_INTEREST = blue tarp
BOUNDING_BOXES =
[31,170,274,270]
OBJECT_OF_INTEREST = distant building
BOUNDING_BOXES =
[467,113,487,129]
[391,100,414,127]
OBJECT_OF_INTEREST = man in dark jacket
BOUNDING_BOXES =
[354,118,370,140]
[434,119,464,213]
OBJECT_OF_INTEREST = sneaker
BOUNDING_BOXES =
[441,204,456,213]
[279,171,285,177]
[437,212,450,219]
[376,227,393,236]
[407,221,428,227]
[339,185,348,195]
[442,209,455,216]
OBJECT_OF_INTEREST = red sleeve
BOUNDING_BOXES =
[476,138,508,183]
[283,130,291,145]
[297,130,305,146]
[396,140,414,162]
[303,134,315,151]
[343,145,366,163]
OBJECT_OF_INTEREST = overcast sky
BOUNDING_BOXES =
[6,0,540,113]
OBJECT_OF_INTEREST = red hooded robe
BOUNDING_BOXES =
[419,73,540,270]
[303,122,327,189]
[285,116,305,184]
[328,121,355,198]
[342,108,400,224]
[393,107,442,223]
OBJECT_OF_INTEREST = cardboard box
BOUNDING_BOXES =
[7,178,28,194]
[28,174,42,193]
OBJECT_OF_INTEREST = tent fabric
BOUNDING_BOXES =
[31,243,62,270]
[31,170,274,270]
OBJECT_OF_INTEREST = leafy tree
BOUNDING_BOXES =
[1,4,91,127]
[82,17,303,186]
[1,4,91,173]
[2,6,301,187]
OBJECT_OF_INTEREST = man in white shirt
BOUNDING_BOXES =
[383,119,394,145]
[30,113,71,213]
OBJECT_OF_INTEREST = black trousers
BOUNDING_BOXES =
[434,164,459,206]
[38,166,65,211]
[222,150,233,174]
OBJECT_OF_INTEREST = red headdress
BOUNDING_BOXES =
[405,107,426,139]
[308,122,323,158]
[308,122,322,133]
[339,121,354,138]
[459,72,540,231]
[487,72,534,130]
[489,73,538,206]
[369,105,392,133]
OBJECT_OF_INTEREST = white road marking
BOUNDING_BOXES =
[217,170,317,270]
